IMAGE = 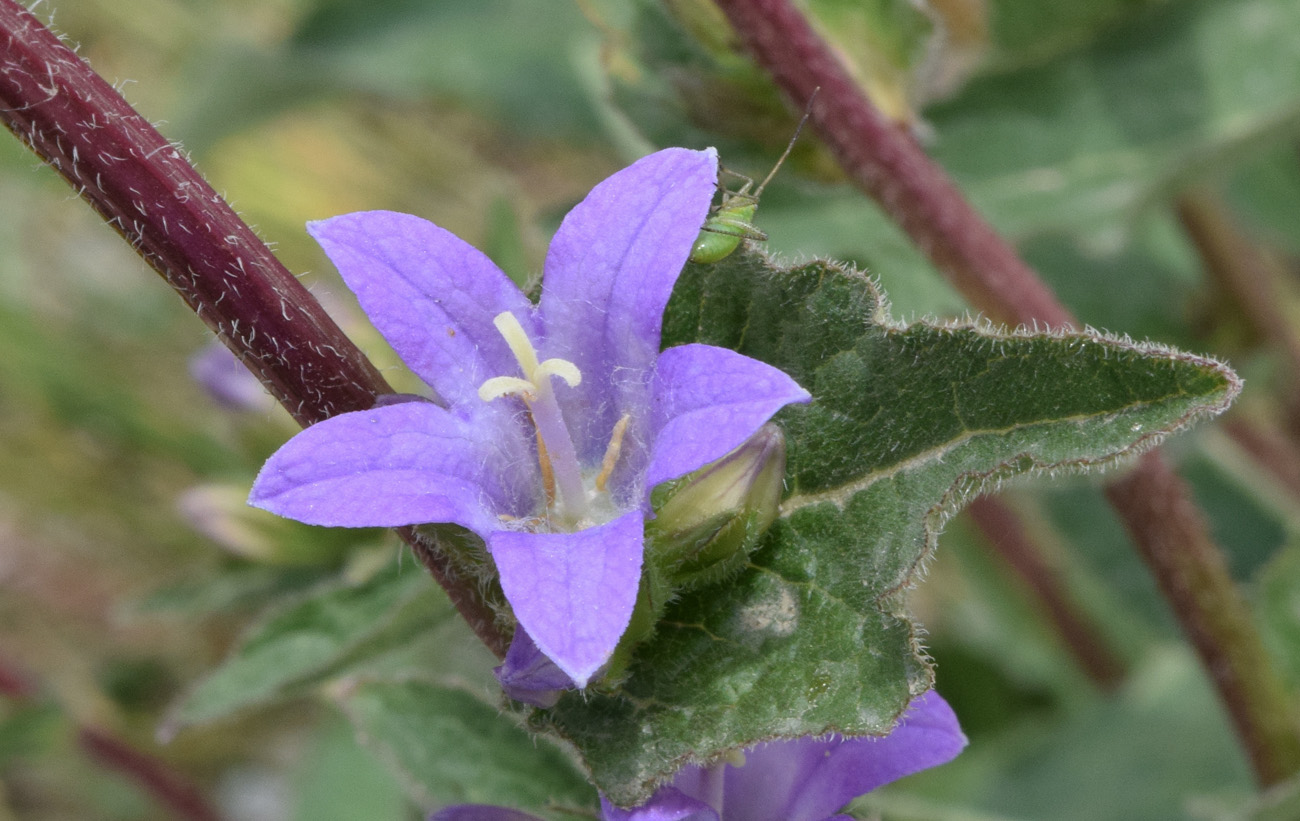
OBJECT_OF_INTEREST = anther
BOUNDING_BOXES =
[595,415,631,493]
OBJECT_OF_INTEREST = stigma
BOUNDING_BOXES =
[478,312,581,403]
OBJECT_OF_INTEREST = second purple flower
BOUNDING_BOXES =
[249,148,810,688]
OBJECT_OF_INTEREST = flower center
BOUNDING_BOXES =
[479,311,588,522]
[479,312,629,527]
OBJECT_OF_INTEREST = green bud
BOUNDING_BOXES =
[646,423,787,591]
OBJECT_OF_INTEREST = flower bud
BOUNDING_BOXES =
[178,483,359,566]
[188,343,274,413]
[646,424,787,591]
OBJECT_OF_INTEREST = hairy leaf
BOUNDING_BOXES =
[536,249,1239,805]
[339,680,595,818]
[168,562,456,730]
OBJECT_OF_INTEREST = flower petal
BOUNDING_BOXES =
[430,807,546,821]
[308,211,536,411]
[600,788,719,821]
[538,147,718,461]
[189,342,272,412]
[250,401,532,532]
[487,511,644,687]
[721,692,966,821]
[645,344,811,493]
[494,626,575,708]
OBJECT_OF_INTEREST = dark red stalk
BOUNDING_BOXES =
[0,0,506,657]
[1177,190,1300,440]
[1,652,221,821]
[967,497,1126,690]
[712,0,1300,785]
[78,728,222,821]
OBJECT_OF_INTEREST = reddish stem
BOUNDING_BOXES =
[1104,460,1300,785]
[713,0,1300,785]
[79,728,223,821]
[0,651,221,821]
[967,497,1126,690]
[1222,417,1300,502]
[0,0,506,657]
[1177,191,1300,439]
[712,0,1069,330]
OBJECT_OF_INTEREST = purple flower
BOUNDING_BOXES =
[189,341,273,412]
[433,691,966,821]
[249,148,810,688]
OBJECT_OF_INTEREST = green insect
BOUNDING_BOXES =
[689,94,816,265]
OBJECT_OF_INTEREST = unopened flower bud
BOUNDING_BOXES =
[188,343,274,413]
[646,424,787,591]
[179,483,358,566]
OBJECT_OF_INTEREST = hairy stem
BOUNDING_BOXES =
[0,0,506,657]
[713,0,1300,785]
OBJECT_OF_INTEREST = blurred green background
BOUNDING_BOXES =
[3,0,1300,818]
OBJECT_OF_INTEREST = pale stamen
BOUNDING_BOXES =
[478,311,588,522]
[595,414,631,493]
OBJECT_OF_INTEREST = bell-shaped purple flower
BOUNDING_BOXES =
[433,691,967,821]
[249,148,810,688]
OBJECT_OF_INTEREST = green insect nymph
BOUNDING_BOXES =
[689,91,817,265]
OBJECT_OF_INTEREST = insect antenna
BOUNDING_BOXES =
[752,87,819,200]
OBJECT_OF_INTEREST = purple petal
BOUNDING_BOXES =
[494,627,575,708]
[488,511,645,687]
[250,401,533,532]
[431,808,546,821]
[538,148,718,462]
[308,211,536,413]
[645,344,811,492]
[722,692,966,821]
[189,342,272,412]
[600,788,719,821]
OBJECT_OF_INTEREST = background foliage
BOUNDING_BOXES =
[2,0,1299,818]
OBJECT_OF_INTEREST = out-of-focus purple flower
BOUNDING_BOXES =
[432,691,966,821]
[189,342,273,412]
[249,148,810,688]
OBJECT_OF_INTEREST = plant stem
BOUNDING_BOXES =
[1105,460,1300,784]
[713,1,1069,330]
[0,652,221,821]
[0,0,506,658]
[967,497,1126,690]
[78,728,223,821]
[1177,190,1300,439]
[1222,417,1300,502]
[713,0,1300,785]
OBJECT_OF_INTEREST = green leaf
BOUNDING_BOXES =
[927,0,1300,241]
[536,249,1238,806]
[1255,537,1300,691]
[1205,770,1300,821]
[339,680,595,818]
[172,0,600,154]
[905,648,1253,820]
[168,562,449,730]
[983,0,1166,71]
[290,714,409,821]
